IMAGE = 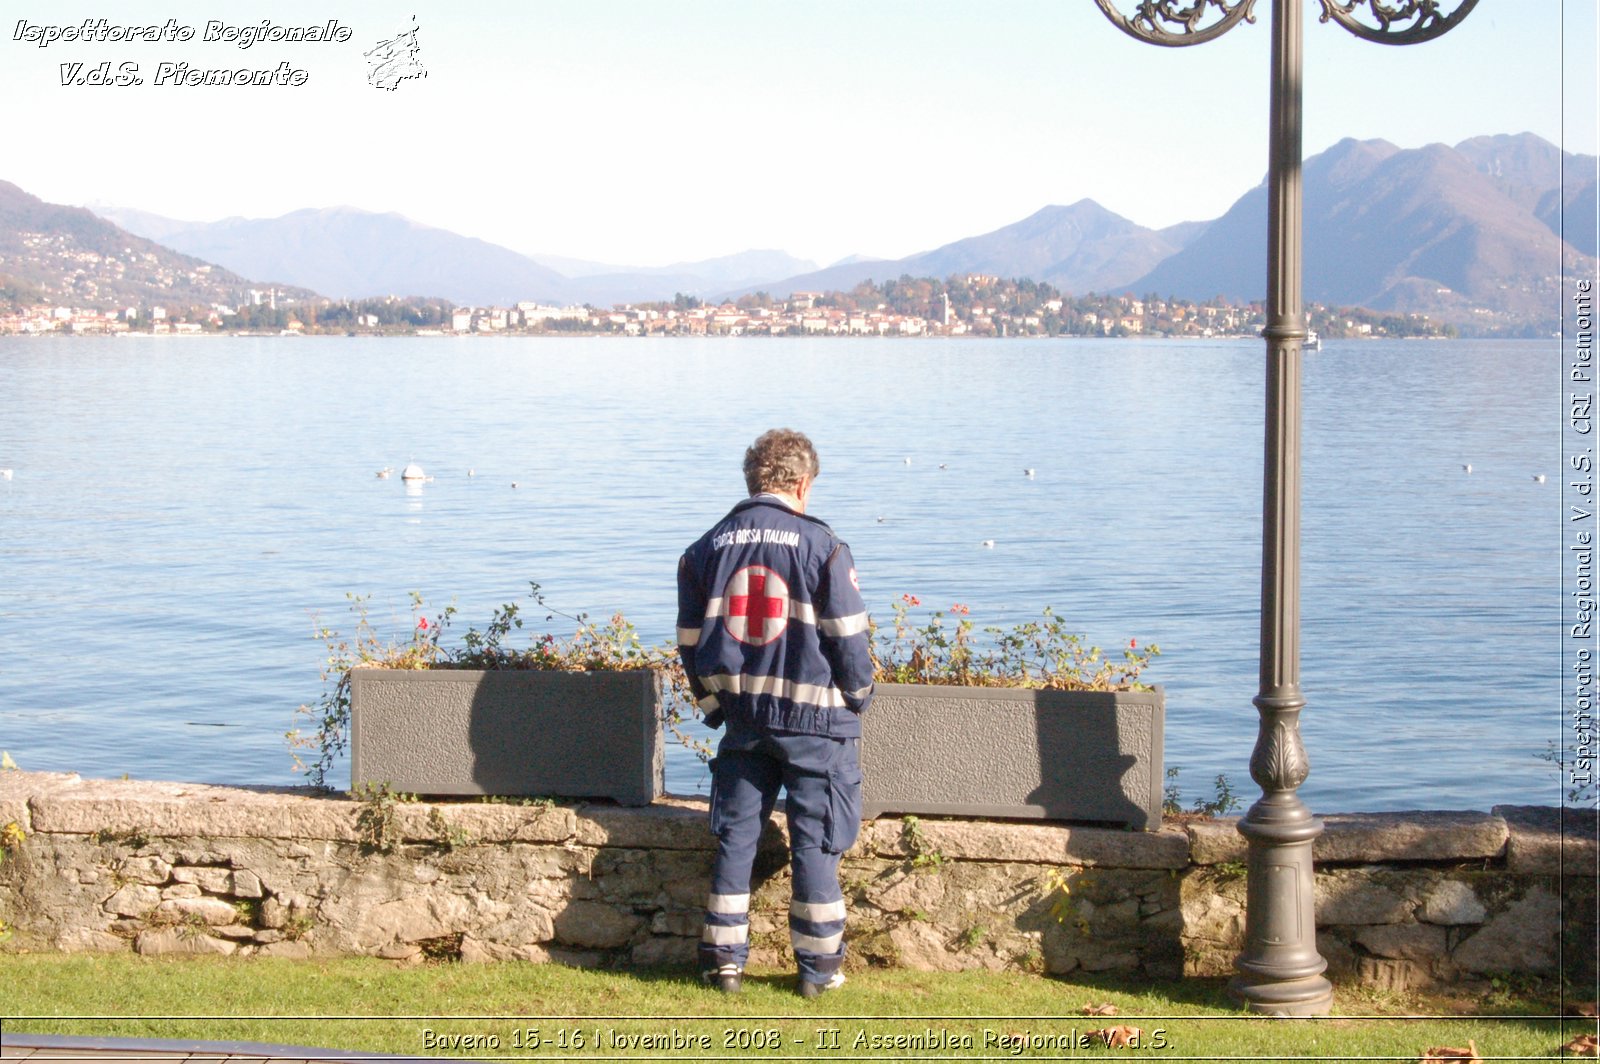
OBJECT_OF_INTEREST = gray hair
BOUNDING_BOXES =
[743,428,820,496]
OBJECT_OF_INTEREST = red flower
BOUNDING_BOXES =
[1129,638,1137,649]
[951,603,970,615]
[417,617,430,631]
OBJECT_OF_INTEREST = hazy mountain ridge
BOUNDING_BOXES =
[1455,133,1586,212]
[0,181,315,309]
[528,248,819,296]
[93,205,571,306]
[1129,133,1595,316]
[96,205,822,306]
[730,199,1197,301]
[552,249,824,306]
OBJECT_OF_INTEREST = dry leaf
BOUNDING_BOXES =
[1096,1025,1142,1049]
[1081,1002,1120,1016]
[1418,1039,1480,1063]
[1562,1033,1599,1057]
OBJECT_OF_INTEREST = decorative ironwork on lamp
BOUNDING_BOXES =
[1091,0,1477,1016]
[1319,0,1479,44]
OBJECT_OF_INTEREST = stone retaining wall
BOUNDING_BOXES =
[0,771,1593,989]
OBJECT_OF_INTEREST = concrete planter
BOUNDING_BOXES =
[861,683,1164,830]
[349,668,663,805]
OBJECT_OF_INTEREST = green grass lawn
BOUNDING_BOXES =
[0,955,1587,1060]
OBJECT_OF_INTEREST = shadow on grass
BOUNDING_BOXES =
[586,965,1580,1022]
[1052,971,1241,1012]
[572,965,1245,1015]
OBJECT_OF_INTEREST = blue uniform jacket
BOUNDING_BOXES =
[677,495,874,738]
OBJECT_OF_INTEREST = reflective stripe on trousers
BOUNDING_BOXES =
[699,731,859,981]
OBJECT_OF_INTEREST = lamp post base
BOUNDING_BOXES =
[1228,789,1333,1017]
[1228,971,1335,1016]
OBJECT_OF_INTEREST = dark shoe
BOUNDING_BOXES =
[797,971,846,999]
[702,964,743,994]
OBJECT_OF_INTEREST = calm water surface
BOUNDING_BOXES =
[0,335,1563,811]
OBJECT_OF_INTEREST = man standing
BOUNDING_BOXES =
[677,428,874,999]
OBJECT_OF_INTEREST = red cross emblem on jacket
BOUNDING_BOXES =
[723,565,790,646]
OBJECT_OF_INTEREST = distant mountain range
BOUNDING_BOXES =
[90,205,821,307]
[755,133,1593,323]
[3,131,1592,325]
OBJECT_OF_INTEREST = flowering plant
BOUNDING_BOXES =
[288,583,699,790]
[872,594,1159,691]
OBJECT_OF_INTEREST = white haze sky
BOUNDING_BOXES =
[2,1,1596,268]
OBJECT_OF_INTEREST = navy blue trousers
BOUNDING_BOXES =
[700,731,862,984]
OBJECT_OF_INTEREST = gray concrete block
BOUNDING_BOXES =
[861,683,1163,830]
[350,669,663,805]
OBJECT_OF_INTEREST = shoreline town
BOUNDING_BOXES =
[1,282,1461,341]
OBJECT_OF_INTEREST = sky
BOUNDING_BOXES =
[2,1,1596,269]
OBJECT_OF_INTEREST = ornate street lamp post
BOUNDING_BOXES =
[1092,0,1478,1016]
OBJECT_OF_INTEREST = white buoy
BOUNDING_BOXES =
[375,467,393,479]
[1024,468,1036,478]
[0,469,12,480]
[468,469,476,477]
[903,457,912,466]
[1534,474,1547,483]
[1462,463,1472,473]
[876,516,886,523]
[401,462,426,481]
[981,539,995,548]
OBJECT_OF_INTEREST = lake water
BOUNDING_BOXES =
[0,334,1564,812]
